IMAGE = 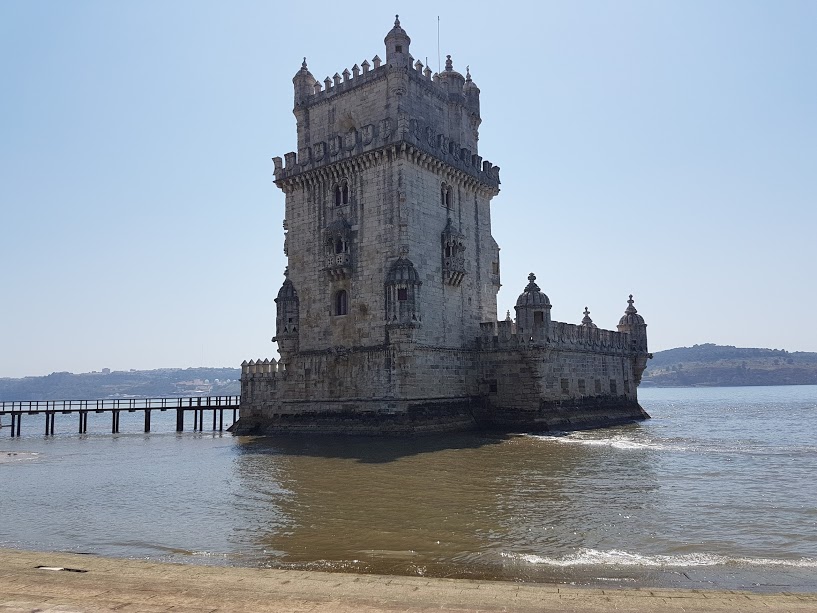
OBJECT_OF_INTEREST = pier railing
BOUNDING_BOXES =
[0,396,240,437]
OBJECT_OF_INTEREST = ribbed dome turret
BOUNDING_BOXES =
[386,256,421,284]
[276,268,298,301]
[618,295,645,326]
[516,273,551,308]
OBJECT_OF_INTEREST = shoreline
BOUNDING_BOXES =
[1,548,815,613]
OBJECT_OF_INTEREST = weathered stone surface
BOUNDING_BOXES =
[237,19,651,435]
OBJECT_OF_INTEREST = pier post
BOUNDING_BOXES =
[112,410,120,434]
[10,413,16,437]
[49,411,55,435]
[16,413,21,437]
[219,409,224,432]
[176,408,183,432]
[144,409,151,433]
[212,408,216,431]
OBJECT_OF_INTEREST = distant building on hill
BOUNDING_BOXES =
[236,17,650,435]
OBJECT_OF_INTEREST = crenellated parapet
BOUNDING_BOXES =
[272,121,500,190]
[477,319,632,355]
[278,16,499,192]
[241,358,283,378]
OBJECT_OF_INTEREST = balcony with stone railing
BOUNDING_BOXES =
[324,252,351,280]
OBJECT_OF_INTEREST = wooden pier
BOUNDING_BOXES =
[0,396,239,437]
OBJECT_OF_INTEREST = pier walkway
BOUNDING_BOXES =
[0,396,239,437]
[1,548,815,613]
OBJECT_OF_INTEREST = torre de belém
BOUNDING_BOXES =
[234,17,651,435]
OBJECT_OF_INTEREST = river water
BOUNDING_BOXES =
[1,386,815,592]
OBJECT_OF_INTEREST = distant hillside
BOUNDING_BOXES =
[643,344,817,387]
[0,367,241,401]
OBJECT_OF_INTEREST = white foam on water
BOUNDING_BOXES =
[503,548,817,568]
[532,433,687,452]
[0,451,40,463]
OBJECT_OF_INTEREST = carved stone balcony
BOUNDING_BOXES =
[324,252,351,280]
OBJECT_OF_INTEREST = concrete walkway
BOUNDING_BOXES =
[1,548,815,613]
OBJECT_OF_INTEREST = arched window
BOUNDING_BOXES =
[441,184,447,207]
[335,290,348,316]
[335,238,345,254]
[334,181,350,207]
[441,183,452,208]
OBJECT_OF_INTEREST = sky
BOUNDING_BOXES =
[1,1,815,378]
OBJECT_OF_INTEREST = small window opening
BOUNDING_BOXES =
[445,245,452,257]
[335,290,348,316]
[534,311,544,324]
[335,239,344,254]
[441,185,446,207]
[395,45,402,53]
[288,317,293,323]
[342,183,349,205]
[489,381,498,393]
[334,186,342,207]
[397,288,408,301]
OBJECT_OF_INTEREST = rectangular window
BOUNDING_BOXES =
[578,379,586,394]
[534,311,544,324]
[489,381,498,393]
[610,379,617,395]
[595,379,602,394]
[561,378,570,394]
[397,288,408,301]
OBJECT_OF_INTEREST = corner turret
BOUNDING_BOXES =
[515,273,551,342]
[464,66,481,115]
[384,15,411,67]
[617,295,650,384]
[273,268,300,365]
[293,58,316,107]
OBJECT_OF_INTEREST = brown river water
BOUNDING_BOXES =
[1,386,816,592]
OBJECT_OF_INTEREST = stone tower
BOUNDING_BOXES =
[272,15,501,363]
[237,18,650,435]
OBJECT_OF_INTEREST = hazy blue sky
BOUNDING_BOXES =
[2,1,815,378]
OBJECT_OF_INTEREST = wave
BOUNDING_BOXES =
[0,451,40,463]
[532,433,688,452]
[504,548,817,568]
[531,433,817,455]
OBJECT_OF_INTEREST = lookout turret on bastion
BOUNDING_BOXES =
[235,18,650,435]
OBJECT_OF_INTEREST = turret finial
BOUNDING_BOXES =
[466,65,471,81]
[625,294,637,314]
[505,310,512,321]
[445,54,453,71]
[524,273,540,293]
[284,266,289,278]
[302,57,307,69]
[581,306,596,328]
[394,14,400,26]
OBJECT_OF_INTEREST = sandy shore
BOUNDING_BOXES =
[1,548,815,613]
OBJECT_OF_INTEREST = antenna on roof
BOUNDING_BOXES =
[437,16,441,74]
